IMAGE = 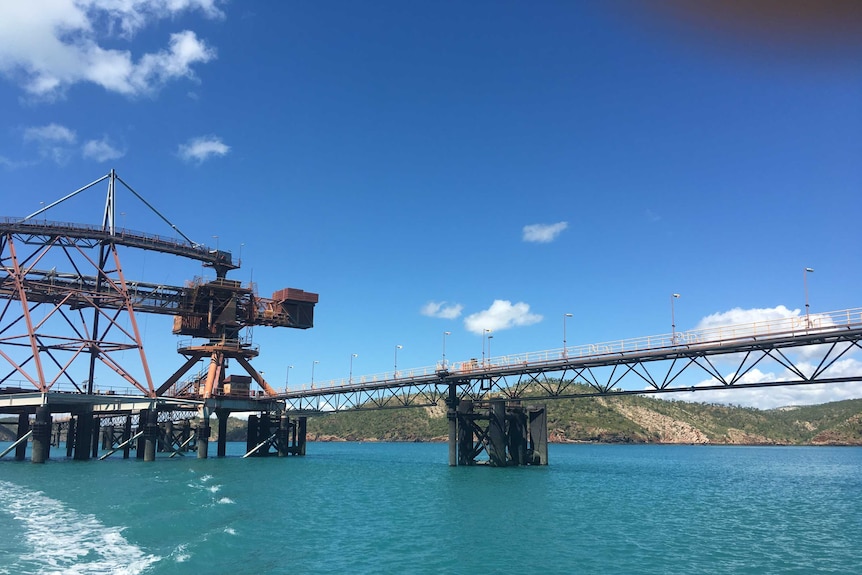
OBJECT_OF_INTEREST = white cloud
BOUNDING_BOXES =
[23,123,77,164]
[177,135,230,163]
[665,359,862,410]
[421,301,463,320]
[522,221,568,243]
[695,305,800,331]
[464,300,543,334]
[0,155,30,169]
[23,123,76,144]
[658,304,862,409]
[0,1,220,99]
[83,136,125,162]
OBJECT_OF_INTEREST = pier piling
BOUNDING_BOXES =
[31,405,52,464]
[15,412,29,461]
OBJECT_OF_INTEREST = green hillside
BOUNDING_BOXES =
[301,391,862,445]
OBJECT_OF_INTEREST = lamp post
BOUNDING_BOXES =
[284,364,293,392]
[212,235,219,251]
[804,267,814,328]
[442,331,451,370]
[487,335,494,366]
[482,329,492,367]
[311,360,319,388]
[563,313,573,358]
[349,353,358,384]
[394,345,402,378]
[671,293,681,344]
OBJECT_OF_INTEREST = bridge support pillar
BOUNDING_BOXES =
[277,414,290,457]
[181,419,192,454]
[297,417,307,456]
[488,400,507,467]
[450,400,548,467]
[135,410,146,459]
[507,407,528,466]
[216,409,229,457]
[91,416,101,458]
[15,412,29,461]
[528,406,548,466]
[102,425,114,450]
[144,409,158,462]
[456,399,475,466]
[197,413,211,459]
[446,384,458,467]
[31,405,52,464]
[246,414,259,456]
[74,412,93,460]
[123,415,132,459]
[65,417,76,458]
[160,420,172,452]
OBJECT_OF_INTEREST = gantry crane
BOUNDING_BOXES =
[0,170,317,401]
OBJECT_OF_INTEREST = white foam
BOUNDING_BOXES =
[216,497,234,505]
[172,543,191,563]
[208,485,221,493]
[0,480,160,575]
[224,527,236,536]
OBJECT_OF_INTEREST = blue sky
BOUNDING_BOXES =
[1,1,861,408]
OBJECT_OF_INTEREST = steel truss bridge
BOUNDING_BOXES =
[279,308,862,413]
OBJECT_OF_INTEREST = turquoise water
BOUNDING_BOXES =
[1,442,861,574]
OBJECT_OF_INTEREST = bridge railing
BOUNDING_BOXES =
[292,308,862,394]
[1,217,223,259]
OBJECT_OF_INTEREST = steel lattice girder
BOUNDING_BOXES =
[280,328,862,413]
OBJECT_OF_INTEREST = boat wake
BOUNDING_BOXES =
[0,480,160,575]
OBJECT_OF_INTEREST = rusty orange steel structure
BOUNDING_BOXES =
[0,170,317,400]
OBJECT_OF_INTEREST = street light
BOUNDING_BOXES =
[482,329,492,367]
[349,353,358,384]
[804,267,814,328]
[671,293,681,343]
[487,335,494,366]
[394,345,403,378]
[212,235,219,251]
[442,331,451,369]
[311,360,319,388]
[285,364,293,391]
[563,313,573,358]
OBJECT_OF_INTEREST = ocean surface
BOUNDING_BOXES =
[1,441,860,574]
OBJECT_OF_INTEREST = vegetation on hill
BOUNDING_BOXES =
[298,387,862,445]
